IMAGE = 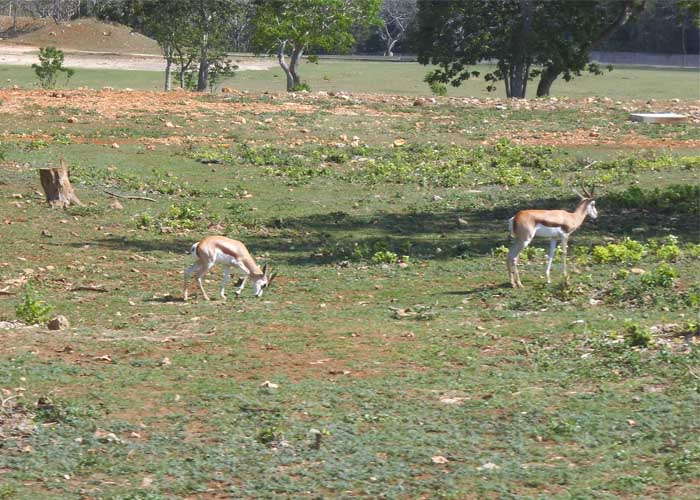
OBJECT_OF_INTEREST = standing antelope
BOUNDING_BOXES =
[183,236,276,300]
[507,187,597,288]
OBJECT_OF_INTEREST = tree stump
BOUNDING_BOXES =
[39,163,82,208]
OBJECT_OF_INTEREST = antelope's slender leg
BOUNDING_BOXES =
[220,268,231,299]
[562,236,569,283]
[196,262,214,301]
[508,239,528,288]
[545,239,558,284]
[235,276,247,296]
[183,263,200,301]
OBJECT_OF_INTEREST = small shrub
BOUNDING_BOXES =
[623,321,653,347]
[16,284,53,325]
[592,238,646,264]
[291,82,311,92]
[32,46,75,89]
[372,250,399,264]
[424,70,447,96]
[640,263,678,288]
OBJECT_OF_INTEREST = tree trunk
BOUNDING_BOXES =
[196,57,209,91]
[164,57,172,91]
[506,62,530,98]
[289,46,304,89]
[385,38,397,57]
[39,164,82,208]
[277,40,295,91]
[536,65,559,97]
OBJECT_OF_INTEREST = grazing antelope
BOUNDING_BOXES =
[507,187,597,288]
[183,236,276,300]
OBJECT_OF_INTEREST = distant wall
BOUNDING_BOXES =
[591,51,700,68]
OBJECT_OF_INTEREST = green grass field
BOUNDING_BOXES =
[0,76,698,498]
[2,59,699,98]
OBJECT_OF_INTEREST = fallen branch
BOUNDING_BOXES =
[0,287,14,296]
[104,190,156,202]
[70,285,109,293]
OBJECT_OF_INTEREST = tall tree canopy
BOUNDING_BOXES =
[415,0,644,98]
[252,0,382,91]
[100,0,244,91]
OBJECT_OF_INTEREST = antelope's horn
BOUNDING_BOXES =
[268,271,278,285]
[572,187,584,199]
[262,263,268,276]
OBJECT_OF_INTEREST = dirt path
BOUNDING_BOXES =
[0,43,276,72]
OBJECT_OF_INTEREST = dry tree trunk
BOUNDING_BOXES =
[39,161,82,208]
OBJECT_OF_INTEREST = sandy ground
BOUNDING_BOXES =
[0,43,276,72]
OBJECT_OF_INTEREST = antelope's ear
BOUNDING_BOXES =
[268,271,278,286]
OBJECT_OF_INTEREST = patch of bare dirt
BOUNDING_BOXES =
[0,89,698,150]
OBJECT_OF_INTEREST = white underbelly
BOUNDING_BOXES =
[534,224,567,239]
[214,250,249,274]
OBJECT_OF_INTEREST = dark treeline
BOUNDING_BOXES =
[2,0,696,55]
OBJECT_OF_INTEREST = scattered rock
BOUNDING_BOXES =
[164,121,175,128]
[47,315,70,331]
[630,268,646,275]
[432,455,449,464]
[94,428,122,443]
[109,200,124,210]
[260,380,279,389]
[477,462,500,471]
[67,116,78,123]
[111,143,120,149]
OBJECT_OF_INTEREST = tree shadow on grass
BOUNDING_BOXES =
[63,236,194,255]
[255,190,698,267]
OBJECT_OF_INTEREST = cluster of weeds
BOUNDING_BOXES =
[586,154,700,184]
[580,235,693,266]
[316,238,413,263]
[23,139,50,151]
[71,164,201,196]
[33,397,98,426]
[346,140,564,187]
[136,202,207,232]
[623,321,654,347]
[65,205,106,217]
[15,284,52,325]
[605,183,699,214]
[664,447,700,478]
[51,132,72,145]
[591,237,646,263]
[605,262,693,309]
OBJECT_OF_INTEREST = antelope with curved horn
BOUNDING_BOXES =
[507,186,597,288]
[183,236,277,300]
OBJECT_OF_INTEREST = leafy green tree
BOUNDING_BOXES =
[252,0,382,91]
[415,0,643,98]
[32,46,75,89]
[105,0,244,91]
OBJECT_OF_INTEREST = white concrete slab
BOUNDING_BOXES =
[629,113,688,124]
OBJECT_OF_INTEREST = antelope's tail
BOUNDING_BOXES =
[508,217,516,238]
[188,242,200,256]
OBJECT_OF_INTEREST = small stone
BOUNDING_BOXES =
[165,121,175,128]
[67,116,78,123]
[630,268,646,275]
[109,200,124,210]
[47,315,70,330]
[111,143,120,149]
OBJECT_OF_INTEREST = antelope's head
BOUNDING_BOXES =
[573,185,598,220]
[253,264,278,297]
